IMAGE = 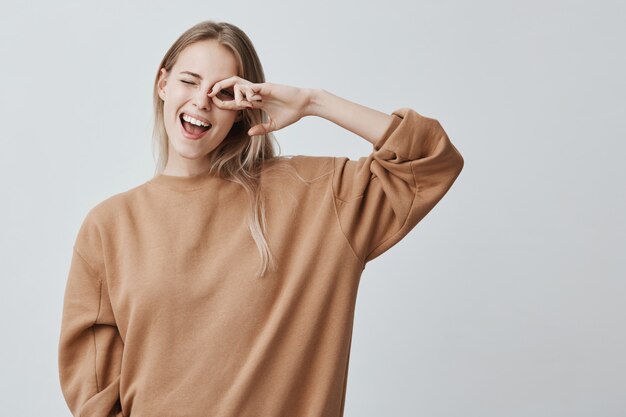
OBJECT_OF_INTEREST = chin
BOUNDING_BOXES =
[168,139,211,159]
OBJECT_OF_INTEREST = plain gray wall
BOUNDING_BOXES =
[1,1,624,416]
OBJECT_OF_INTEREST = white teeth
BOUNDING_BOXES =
[182,113,210,128]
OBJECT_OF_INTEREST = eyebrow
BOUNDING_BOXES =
[179,71,203,80]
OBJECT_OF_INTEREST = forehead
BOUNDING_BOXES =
[174,40,239,80]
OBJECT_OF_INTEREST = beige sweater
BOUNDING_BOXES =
[58,107,464,417]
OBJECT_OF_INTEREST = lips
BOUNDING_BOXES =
[178,113,212,140]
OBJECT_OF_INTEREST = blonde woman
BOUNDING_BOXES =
[58,20,464,417]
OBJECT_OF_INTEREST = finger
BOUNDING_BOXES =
[243,86,254,102]
[210,95,238,110]
[248,125,263,136]
[209,76,233,97]
[234,84,244,106]
[237,85,255,108]
[208,82,221,97]
[243,84,260,99]
[238,84,260,101]
[243,88,260,108]
[249,124,269,136]
[209,76,254,97]
[248,119,274,136]
[211,93,251,110]
[239,82,261,99]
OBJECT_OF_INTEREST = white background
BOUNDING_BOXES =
[1,0,624,416]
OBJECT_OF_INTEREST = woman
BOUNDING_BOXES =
[58,20,464,417]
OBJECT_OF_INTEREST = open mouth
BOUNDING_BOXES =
[179,113,212,138]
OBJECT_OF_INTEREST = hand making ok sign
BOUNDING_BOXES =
[208,76,313,136]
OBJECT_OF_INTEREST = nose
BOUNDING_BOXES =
[193,86,211,110]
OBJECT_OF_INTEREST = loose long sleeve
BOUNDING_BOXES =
[58,211,124,417]
[332,108,464,266]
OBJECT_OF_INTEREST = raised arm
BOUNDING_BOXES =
[303,88,397,146]
[325,102,465,267]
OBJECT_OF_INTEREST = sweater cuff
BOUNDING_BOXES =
[372,108,405,151]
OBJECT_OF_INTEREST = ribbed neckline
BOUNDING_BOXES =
[148,169,220,191]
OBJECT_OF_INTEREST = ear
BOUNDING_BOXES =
[235,110,243,122]
[157,68,168,101]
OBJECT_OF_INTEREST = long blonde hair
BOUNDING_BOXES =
[151,20,295,279]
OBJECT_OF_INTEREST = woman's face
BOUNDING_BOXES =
[157,39,241,172]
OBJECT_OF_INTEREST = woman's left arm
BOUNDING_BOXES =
[208,78,465,266]
[207,78,393,141]
[303,88,396,146]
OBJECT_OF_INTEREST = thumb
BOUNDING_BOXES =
[248,122,271,136]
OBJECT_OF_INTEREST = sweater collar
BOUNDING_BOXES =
[148,169,220,191]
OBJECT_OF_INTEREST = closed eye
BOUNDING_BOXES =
[180,80,234,98]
